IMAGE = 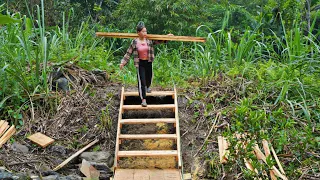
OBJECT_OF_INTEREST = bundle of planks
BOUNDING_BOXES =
[95,32,206,43]
[0,120,16,148]
[218,134,287,180]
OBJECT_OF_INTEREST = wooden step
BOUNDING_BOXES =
[124,91,174,97]
[118,150,178,157]
[120,118,176,124]
[119,134,177,140]
[122,104,175,110]
[114,169,182,180]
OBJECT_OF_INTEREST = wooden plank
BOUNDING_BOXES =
[114,169,181,180]
[0,125,16,147]
[80,159,100,179]
[114,169,134,180]
[53,139,99,171]
[271,146,286,175]
[27,132,55,148]
[122,104,175,110]
[119,134,177,140]
[0,120,4,128]
[114,87,124,168]
[183,173,192,180]
[120,118,176,124]
[262,140,277,180]
[0,121,9,138]
[118,150,178,157]
[96,32,206,43]
[174,86,182,168]
[253,145,288,180]
[123,91,175,97]
[218,136,229,163]
[244,158,258,173]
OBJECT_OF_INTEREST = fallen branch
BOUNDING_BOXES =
[193,112,221,157]
[53,139,99,171]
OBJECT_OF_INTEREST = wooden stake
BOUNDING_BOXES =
[253,144,288,180]
[262,140,277,180]
[271,146,286,175]
[53,139,99,171]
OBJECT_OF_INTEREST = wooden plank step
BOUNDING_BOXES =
[120,118,176,124]
[124,91,175,97]
[118,150,178,157]
[122,104,175,110]
[114,169,182,180]
[119,134,177,139]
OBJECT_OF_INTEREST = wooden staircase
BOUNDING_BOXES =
[113,87,182,180]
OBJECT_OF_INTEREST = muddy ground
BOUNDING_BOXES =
[0,68,223,179]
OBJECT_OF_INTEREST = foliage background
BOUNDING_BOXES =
[1,0,320,179]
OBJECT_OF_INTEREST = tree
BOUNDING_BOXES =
[112,0,210,35]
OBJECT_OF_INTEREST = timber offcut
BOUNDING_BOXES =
[96,32,206,42]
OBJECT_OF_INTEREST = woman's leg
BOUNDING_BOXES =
[145,62,153,90]
[137,61,147,101]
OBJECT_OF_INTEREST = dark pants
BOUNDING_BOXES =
[137,60,153,99]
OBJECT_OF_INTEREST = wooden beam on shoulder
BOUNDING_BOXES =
[96,32,206,43]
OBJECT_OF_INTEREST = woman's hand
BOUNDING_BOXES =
[120,63,125,70]
[167,33,174,36]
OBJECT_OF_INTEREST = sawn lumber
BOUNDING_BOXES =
[96,32,206,42]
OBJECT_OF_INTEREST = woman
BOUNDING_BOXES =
[120,21,172,107]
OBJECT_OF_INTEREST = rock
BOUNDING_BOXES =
[189,100,201,109]
[80,151,113,165]
[0,168,28,180]
[41,171,60,177]
[42,175,59,180]
[178,96,188,108]
[12,173,29,179]
[51,145,67,156]
[30,174,41,180]
[54,77,70,91]
[58,175,82,180]
[0,169,13,179]
[11,142,29,153]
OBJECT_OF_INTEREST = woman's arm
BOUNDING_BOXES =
[120,41,134,69]
[153,34,174,45]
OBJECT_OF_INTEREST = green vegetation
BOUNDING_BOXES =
[1,0,320,178]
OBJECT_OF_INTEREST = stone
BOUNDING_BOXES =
[51,145,67,156]
[42,175,59,180]
[11,142,29,153]
[58,175,82,180]
[54,77,69,91]
[80,151,113,164]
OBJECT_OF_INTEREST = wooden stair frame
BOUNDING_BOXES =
[114,87,182,170]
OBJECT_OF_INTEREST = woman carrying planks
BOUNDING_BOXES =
[120,21,173,107]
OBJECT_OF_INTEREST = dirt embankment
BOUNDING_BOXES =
[0,65,227,179]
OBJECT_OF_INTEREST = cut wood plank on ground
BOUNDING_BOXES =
[0,124,16,147]
[80,159,100,180]
[218,135,288,180]
[96,32,206,43]
[27,132,55,148]
[0,120,9,137]
[53,139,99,171]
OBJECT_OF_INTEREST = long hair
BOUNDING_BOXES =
[136,21,145,32]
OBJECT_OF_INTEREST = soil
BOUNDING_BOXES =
[0,66,220,179]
